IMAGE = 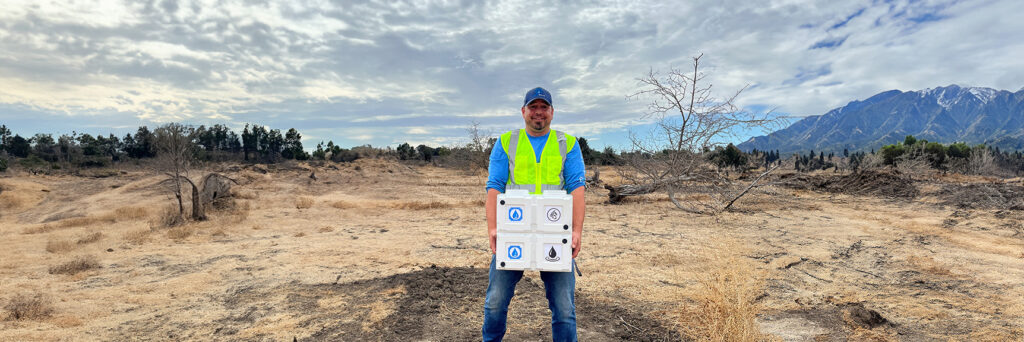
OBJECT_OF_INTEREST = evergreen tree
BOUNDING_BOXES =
[6,135,30,157]
[282,128,307,160]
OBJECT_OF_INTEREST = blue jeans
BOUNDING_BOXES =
[482,255,576,342]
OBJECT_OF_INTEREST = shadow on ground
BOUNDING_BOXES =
[210,266,681,341]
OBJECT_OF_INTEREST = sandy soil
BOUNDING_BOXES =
[1,161,1022,341]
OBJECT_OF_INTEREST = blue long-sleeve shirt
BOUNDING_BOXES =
[486,131,586,193]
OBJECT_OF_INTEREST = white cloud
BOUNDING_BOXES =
[0,0,1020,149]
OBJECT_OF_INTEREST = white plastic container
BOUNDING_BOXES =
[495,190,573,272]
[497,189,532,232]
[535,190,573,234]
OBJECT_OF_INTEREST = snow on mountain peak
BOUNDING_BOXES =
[921,85,996,109]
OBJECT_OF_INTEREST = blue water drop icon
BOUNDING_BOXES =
[508,245,522,260]
[508,207,523,222]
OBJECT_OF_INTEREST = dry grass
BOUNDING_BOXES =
[330,200,358,209]
[48,255,100,275]
[4,292,54,321]
[293,232,306,237]
[907,255,953,276]
[22,206,149,234]
[76,232,104,244]
[45,240,75,253]
[122,229,152,244]
[224,200,251,224]
[678,241,770,342]
[166,226,194,240]
[234,189,258,200]
[361,285,406,332]
[57,215,117,229]
[295,196,315,209]
[318,226,335,233]
[153,205,185,228]
[210,227,228,237]
[0,191,28,210]
[387,200,451,210]
[22,224,55,234]
[114,206,149,220]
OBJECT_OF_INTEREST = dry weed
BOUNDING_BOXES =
[52,315,84,328]
[58,215,117,229]
[122,229,152,245]
[22,208,146,234]
[4,292,54,321]
[295,196,315,209]
[294,232,306,237]
[678,241,771,342]
[223,200,251,224]
[114,206,149,220]
[152,205,185,228]
[22,224,56,234]
[330,200,358,209]
[847,326,898,341]
[210,227,228,237]
[45,240,75,253]
[166,226,194,240]
[318,226,335,233]
[907,255,953,276]
[361,285,405,332]
[48,255,100,275]
[389,200,451,210]
[76,232,103,244]
[0,191,28,210]
[234,189,258,200]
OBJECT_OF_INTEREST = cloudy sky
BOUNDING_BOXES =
[1,0,1020,150]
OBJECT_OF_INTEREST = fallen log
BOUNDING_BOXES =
[605,175,698,204]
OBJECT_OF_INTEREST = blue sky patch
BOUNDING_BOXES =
[810,36,849,50]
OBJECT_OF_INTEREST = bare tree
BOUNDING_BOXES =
[615,54,783,213]
[438,120,494,172]
[966,147,999,176]
[465,120,494,171]
[154,123,204,224]
[894,144,932,180]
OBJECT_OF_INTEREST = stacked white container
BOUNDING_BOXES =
[495,189,573,272]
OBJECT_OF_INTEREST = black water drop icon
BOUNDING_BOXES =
[548,247,557,258]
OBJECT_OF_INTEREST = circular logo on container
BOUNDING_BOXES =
[508,207,523,222]
[546,208,561,222]
[508,245,522,260]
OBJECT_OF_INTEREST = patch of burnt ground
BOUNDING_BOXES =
[777,170,919,199]
[210,266,680,341]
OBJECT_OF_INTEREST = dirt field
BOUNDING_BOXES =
[1,160,1022,341]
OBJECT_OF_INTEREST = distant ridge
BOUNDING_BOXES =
[738,85,1024,153]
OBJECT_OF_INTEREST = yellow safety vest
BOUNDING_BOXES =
[500,129,577,194]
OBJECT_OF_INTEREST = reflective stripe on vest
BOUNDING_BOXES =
[501,129,575,194]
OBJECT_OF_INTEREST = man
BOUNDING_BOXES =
[483,87,586,342]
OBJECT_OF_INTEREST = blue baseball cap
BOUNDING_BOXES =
[523,87,553,107]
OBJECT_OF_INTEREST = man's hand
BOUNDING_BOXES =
[486,188,500,254]
[571,230,581,258]
[570,186,584,258]
[490,229,497,255]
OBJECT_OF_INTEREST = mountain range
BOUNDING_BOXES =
[738,85,1024,153]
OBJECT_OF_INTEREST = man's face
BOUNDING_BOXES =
[521,100,553,134]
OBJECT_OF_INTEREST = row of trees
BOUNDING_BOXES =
[780,135,1024,177]
[875,135,1024,177]
[1,122,629,173]
[0,123,310,171]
